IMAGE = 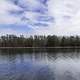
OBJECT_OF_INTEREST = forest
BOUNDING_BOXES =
[0,34,80,47]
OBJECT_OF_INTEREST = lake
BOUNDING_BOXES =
[0,48,80,80]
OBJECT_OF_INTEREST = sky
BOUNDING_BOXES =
[0,0,80,36]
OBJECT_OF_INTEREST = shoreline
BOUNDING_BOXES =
[0,47,80,49]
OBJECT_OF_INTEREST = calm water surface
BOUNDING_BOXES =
[0,48,80,80]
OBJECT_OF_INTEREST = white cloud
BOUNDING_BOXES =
[0,0,22,24]
[0,0,80,35]
[45,0,80,36]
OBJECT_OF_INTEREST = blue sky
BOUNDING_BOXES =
[0,0,54,36]
[0,0,80,36]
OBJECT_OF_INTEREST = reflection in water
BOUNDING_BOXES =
[0,48,80,80]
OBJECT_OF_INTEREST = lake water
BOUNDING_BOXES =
[0,48,80,80]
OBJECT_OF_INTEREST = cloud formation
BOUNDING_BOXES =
[0,0,80,35]
[48,0,80,35]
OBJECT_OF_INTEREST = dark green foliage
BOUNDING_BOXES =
[46,35,59,47]
[0,34,80,47]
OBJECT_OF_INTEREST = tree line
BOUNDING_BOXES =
[0,34,80,47]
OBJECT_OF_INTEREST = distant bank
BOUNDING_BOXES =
[0,34,80,48]
[0,47,80,49]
